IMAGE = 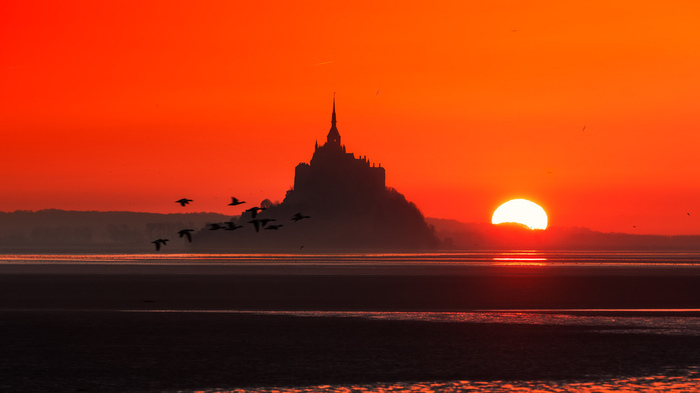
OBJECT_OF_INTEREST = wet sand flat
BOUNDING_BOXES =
[2,310,700,392]
[2,263,700,392]
[2,263,700,311]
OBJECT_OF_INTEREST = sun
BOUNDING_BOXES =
[492,199,548,230]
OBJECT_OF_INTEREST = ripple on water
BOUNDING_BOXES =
[180,368,700,392]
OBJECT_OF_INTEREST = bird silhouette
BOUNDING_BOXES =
[259,218,276,227]
[248,218,276,232]
[151,238,168,251]
[291,213,311,222]
[175,198,193,206]
[246,207,266,218]
[224,222,243,230]
[248,219,262,232]
[208,223,225,230]
[265,224,284,230]
[228,197,246,206]
[178,229,194,242]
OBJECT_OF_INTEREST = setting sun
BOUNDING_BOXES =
[492,199,548,230]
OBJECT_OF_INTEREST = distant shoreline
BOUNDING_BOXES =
[3,209,700,251]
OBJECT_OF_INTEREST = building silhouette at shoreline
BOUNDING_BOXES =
[195,99,439,251]
[293,99,385,197]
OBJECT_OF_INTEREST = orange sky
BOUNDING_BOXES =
[3,1,700,235]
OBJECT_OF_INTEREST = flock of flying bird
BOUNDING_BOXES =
[150,197,310,251]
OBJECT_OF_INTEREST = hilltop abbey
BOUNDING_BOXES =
[293,99,386,197]
[196,99,439,251]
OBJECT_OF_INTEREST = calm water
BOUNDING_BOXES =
[184,373,700,393]
[128,309,700,336]
[4,251,700,392]
[3,250,700,266]
[184,372,700,392]
[132,308,700,392]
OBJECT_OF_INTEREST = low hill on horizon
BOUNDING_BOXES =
[427,217,700,250]
[0,209,232,253]
[1,210,699,252]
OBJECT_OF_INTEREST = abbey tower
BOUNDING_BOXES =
[292,98,386,198]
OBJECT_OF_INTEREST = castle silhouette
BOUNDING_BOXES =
[293,98,385,197]
[194,98,439,251]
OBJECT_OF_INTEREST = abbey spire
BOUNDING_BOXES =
[326,95,341,147]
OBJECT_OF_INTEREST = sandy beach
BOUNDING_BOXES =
[2,262,700,392]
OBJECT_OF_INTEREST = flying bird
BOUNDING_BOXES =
[178,229,194,242]
[265,224,284,230]
[176,198,193,206]
[151,238,168,251]
[224,222,243,231]
[291,213,311,222]
[208,223,225,230]
[248,219,262,232]
[259,218,276,227]
[228,197,246,206]
[248,218,276,232]
[246,207,266,218]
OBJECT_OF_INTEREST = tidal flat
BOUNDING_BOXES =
[2,252,700,392]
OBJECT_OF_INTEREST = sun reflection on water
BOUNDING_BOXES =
[491,259,548,266]
[4,251,700,267]
[492,251,548,266]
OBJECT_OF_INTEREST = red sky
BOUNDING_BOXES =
[3,1,700,235]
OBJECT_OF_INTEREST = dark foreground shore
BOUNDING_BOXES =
[3,263,700,311]
[3,310,700,392]
[2,263,700,392]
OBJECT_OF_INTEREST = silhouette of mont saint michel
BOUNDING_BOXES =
[195,99,440,251]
